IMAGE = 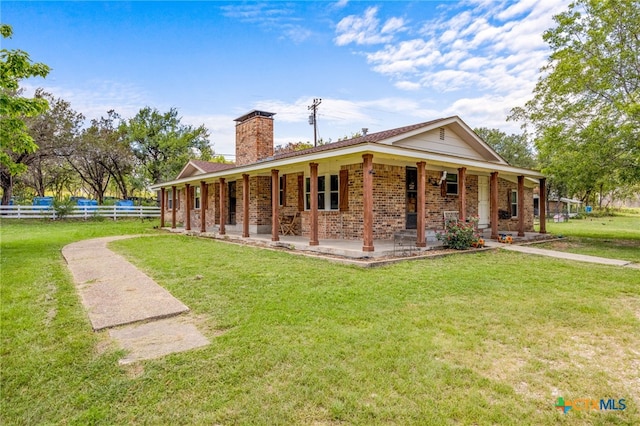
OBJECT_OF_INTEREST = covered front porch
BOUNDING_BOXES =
[160,155,549,254]
[166,226,552,260]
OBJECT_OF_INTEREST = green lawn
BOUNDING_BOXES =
[536,212,640,263]
[541,211,640,240]
[2,219,639,425]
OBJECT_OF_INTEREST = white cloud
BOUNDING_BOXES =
[496,0,539,20]
[395,81,422,91]
[381,17,406,35]
[181,114,237,157]
[22,80,150,122]
[221,3,314,44]
[220,3,293,23]
[445,94,525,133]
[338,0,571,101]
[458,56,490,71]
[366,39,440,75]
[333,0,349,9]
[282,25,313,44]
[334,6,405,46]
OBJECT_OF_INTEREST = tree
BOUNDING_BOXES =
[92,110,135,199]
[18,90,84,197]
[510,0,640,199]
[0,24,51,204]
[62,119,113,204]
[473,127,537,169]
[274,141,314,155]
[123,107,212,185]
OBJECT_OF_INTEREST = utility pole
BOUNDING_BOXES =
[308,98,322,146]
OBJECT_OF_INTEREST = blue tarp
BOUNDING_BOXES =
[116,200,134,210]
[77,199,97,210]
[32,197,53,206]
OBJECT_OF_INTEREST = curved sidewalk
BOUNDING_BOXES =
[62,236,209,364]
[485,240,639,268]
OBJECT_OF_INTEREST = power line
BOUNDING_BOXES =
[308,98,322,147]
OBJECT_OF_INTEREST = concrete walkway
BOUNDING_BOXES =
[62,236,209,364]
[485,240,639,268]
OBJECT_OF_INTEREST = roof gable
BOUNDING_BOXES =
[176,160,235,180]
[388,117,506,163]
[271,116,507,164]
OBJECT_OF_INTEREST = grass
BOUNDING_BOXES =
[542,211,640,240]
[537,212,640,263]
[2,218,639,425]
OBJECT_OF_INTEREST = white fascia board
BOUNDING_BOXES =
[150,144,373,189]
[368,143,544,177]
[150,142,543,190]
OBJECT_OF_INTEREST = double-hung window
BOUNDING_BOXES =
[279,176,286,206]
[305,174,339,210]
[510,190,518,217]
[194,186,201,209]
[167,191,173,210]
[446,173,458,195]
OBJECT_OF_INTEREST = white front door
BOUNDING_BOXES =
[478,176,490,228]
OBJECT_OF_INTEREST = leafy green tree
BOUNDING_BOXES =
[0,24,51,204]
[274,141,314,155]
[474,128,537,169]
[510,0,640,200]
[62,120,112,204]
[92,110,135,199]
[123,107,212,185]
[18,90,84,197]
[210,154,233,164]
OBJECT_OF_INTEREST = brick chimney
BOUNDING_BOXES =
[234,110,276,166]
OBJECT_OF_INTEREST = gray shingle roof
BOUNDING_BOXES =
[189,159,235,173]
[270,118,447,161]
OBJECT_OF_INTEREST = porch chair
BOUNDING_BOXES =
[443,211,459,226]
[279,211,298,236]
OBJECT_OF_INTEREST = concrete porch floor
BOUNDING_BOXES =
[165,226,553,260]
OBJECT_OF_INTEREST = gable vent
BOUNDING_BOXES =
[439,127,445,140]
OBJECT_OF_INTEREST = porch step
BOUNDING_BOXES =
[393,229,441,243]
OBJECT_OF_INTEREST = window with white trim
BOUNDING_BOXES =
[279,176,285,206]
[167,190,173,209]
[446,173,458,195]
[510,190,518,217]
[329,174,339,210]
[194,186,201,209]
[305,174,339,210]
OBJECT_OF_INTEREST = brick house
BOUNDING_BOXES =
[153,110,548,252]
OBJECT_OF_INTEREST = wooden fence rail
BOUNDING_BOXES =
[0,205,161,220]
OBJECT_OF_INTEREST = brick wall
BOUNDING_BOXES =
[497,179,534,232]
[278,173,303,234]
[187,183,218,231]
[425,170,460,229]
[372,164,406,239]
[235,115,274,166]
[250,176,272,226]
[165,164,535,237]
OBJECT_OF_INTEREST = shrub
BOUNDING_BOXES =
[437,219,478,250]
[53,198,75,219]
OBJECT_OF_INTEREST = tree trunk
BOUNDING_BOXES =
[1,171,13,205]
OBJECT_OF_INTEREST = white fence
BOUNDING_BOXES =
[0,205,161,220]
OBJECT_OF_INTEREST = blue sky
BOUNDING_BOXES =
[3,0,569,159]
